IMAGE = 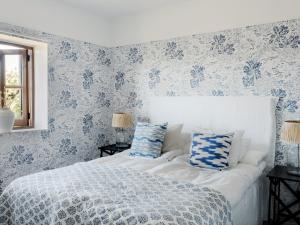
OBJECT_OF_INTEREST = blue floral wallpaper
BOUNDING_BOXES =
[0,23,114,192]
[0,18,300,194]
[112,18,300,168]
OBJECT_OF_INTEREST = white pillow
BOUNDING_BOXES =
[162,124,183,153]
[238,138,251,161]
[240,150,267,166]
[227,130,245,167]
[160,149,184,161]
[179,132,192,153]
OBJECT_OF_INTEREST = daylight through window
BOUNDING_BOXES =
[0,41,34,128]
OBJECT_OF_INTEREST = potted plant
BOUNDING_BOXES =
[0,90,16,133]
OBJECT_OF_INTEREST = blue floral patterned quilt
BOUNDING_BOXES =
[0,161,232,225]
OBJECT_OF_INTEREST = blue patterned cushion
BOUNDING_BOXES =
[189,132,234,170]
[129,122,168,158]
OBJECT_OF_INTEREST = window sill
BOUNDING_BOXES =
[13,127,47,133]
[0,127,47,134]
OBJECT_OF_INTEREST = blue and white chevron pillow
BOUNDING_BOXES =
[129,122,168,158]
[189,132,234,170]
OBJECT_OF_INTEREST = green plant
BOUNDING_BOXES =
[0,69,22,118]
[0,90,19,109]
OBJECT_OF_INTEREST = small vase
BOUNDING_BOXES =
[0,107,15,133]
[115,128,129,148]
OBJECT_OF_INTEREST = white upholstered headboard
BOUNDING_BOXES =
[149,96,278,168]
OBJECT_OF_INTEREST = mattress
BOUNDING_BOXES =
[232,177,265,225]
[94,150,266,208]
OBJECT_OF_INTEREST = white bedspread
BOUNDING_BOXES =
[93,150,266,208]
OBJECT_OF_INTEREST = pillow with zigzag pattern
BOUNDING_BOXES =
[189,132,234,170]
[129,122,168,158]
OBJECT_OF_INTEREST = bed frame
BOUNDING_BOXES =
[148,96,278,225]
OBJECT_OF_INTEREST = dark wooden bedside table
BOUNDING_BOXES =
[98,144,131,158]
[267,165,300,225]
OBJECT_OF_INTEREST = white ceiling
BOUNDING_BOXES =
[59,0,186,18]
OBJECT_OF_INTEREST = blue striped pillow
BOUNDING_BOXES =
[189,132,234,170]
[129,122,168,158]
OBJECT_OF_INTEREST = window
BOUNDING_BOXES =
[0,42,34,128]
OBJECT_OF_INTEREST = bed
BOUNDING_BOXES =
[147,96,277,225]
[94,150,268,224]
[0,96,277,225]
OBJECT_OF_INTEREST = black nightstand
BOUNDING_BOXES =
[98,144,131,158]
[267,165,300,225]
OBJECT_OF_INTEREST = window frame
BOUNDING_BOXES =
[0,41,34,129]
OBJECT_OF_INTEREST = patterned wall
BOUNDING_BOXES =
[0,18,300,193]
[112,18,300,167]
[0,23,114,193]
